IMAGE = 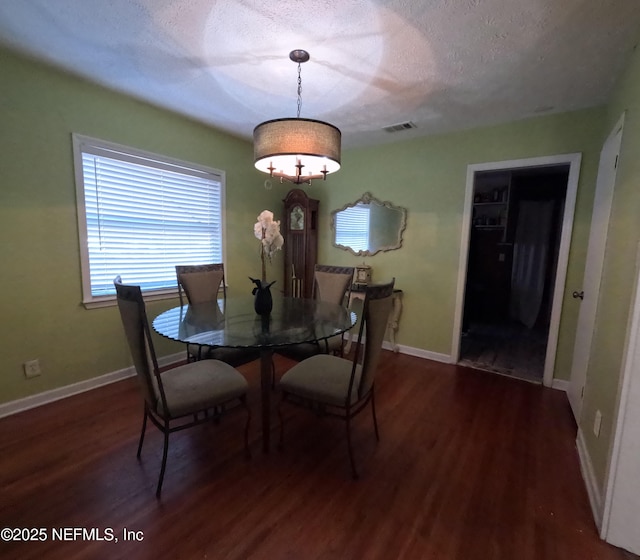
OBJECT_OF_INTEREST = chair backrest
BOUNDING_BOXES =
[176,263,226,305]
[113,276,164,412]
[312,264,355,305]
[350,279,395,400]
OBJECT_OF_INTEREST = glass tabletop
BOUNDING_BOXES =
[152,295,357,349]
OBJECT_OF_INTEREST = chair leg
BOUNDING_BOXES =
[270,358,276,389]
[136,407,148,458]
[156,425,170,499]
[346,417,359,480]
[277,398,285,451]
[371,389,380,442]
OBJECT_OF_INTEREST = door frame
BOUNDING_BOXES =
[452,153,582,387]
[600,229,640,554]
[568,115,624,421]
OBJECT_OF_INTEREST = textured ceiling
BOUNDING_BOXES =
[1,0,639,148]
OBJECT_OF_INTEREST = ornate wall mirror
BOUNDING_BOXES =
[331,192,407,256]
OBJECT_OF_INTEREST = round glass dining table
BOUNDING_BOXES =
[152,295,357,452]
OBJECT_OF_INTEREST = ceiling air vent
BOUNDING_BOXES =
[383,121,417,133]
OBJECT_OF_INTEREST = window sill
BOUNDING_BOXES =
[82,288,179,309]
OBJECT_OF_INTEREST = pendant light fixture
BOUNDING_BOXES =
[253,49,341,185]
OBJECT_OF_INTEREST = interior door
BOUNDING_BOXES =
[567,117,624,422]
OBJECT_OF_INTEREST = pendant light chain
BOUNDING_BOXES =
[296,62,302,119]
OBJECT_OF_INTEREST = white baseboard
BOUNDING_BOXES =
[390,343,452,364]
[388,344,574,390]
[0,352,185,419]
[576,426,603,530]
[552,378,570,392]
[0,344,568,418]
[394,343,570,394]
[1,342,449,418]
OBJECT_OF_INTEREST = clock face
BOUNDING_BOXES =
[290,206,304,230]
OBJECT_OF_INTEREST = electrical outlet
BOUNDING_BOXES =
[23,359,41,379]
[593,410,602,437]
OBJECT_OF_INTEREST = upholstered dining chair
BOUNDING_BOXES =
[175,263,260,366]
[113,276,251,498]
[277,279,395,479]
[277,264,355,362]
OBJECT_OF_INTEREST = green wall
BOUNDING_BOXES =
[2,40,635,503]
[0,46,609,407]
[0,47,283,404]
[312,110,605,367]
[580,42,640,489]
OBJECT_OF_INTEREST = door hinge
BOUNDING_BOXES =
[581,386,585,398]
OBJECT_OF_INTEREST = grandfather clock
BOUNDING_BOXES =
[283,188,319,298]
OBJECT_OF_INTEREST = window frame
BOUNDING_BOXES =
[72,134,227,309]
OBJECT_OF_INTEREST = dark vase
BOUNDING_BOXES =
[249,277,275,316]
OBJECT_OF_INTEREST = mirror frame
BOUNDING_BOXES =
[330,192,408,256]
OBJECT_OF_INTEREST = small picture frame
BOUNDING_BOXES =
[354,263,372,287]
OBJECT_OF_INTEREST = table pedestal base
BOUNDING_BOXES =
[260,349,274,453]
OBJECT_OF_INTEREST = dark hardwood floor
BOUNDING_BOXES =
[0,352,635,560]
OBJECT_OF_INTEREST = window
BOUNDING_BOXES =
[73,135,225,307]
[334,203,370,252]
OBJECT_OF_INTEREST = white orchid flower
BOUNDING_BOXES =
[254,210,284,279]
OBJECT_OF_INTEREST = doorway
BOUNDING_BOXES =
[452,154,582,387]
[459,167,568,382]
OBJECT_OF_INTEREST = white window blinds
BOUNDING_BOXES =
[334,203,370,252]
[74,135,224,305]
